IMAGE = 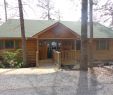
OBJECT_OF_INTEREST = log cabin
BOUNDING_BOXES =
[0,19,113,67]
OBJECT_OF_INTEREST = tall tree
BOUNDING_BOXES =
[89,0,93,67]
[80,0,88,71]
[36,0,56,20]
[18,0,27,65]
[94,0,113,27]
[4,0,8,21]
[55,9,62,21]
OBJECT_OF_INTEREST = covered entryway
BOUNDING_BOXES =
[38,40,61,60]
[36,40,81,67]
[34,22,80,67]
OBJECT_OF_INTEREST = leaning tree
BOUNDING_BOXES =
[18,0,27,65]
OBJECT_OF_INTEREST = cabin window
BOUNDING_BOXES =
[0,41,4,49]
[96,40,109,50]
[76,40,81,50]
[15,40,19,49]
[5,40,14,49]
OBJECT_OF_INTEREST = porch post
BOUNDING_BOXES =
[74,40,76,50]
[58,52,61,69]
[60,40,63,50]
[36,39,39,67]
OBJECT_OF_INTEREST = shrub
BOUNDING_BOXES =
[2,49,23,68]
[0,63,5,68]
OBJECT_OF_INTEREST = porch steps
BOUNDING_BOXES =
[39,59,53,63]
[38,59,57,68]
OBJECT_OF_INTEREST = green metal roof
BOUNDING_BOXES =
[0,19,113,38]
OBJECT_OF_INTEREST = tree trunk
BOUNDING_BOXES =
[48,9,51,20]
[111,12,113,26]
[47,0,51,20]
[18,0,27,65]
[80,0,88,71]
[89,0,93,67]
[4,0,7,21]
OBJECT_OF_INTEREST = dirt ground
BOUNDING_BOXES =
[0,66,113,95]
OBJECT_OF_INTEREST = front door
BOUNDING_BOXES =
[47,41,59,58]
[39,41,48,60]
[39,40,61,59]
[48,43,52,58]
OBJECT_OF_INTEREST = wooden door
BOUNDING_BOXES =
[39,42,48,60]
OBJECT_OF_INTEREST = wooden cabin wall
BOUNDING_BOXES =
[0,39,21,59]
[61,40,74,50]
[60,39,113,62]
[0,39,37,66]
[1,38,113,66]
[26,39,37,65]
[38,23,77,39]
[73,39,113,62]
[90,39,113,61]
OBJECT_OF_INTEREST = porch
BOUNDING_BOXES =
[36,40,80,68]
[34,22,81,67]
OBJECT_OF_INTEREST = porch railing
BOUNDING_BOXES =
[53,50,61,68]
[61,50,80,65]
[53,50,80,67]
[36,49,80,68]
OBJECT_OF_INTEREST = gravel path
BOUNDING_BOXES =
[0,67,113,95]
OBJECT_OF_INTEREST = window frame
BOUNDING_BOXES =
[5,40,15,49]
[76,40,81,50]
[96,39,109,50]
[0,40,4,49]
[0,40,20,49]
[15,40,20,49]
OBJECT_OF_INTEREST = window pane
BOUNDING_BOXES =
[5,40,14,48]
[96,40,109,50]
[76,40,81,50]
[0,41,4,49]
[107,40,109,49]
[15,40,19,49]
[96,40,99,50]
[102,40,106,49]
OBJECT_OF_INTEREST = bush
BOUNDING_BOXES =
[0,63,5,68]
[2,49,23,68]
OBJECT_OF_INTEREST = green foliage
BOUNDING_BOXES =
[2,49,23,68]
[0,63,5,68]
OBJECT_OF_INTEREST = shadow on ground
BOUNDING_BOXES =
[0,67,112,95]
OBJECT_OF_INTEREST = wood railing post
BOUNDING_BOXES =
[36,51,39,67]
[53,50,61,69]
[58,52,61,69]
